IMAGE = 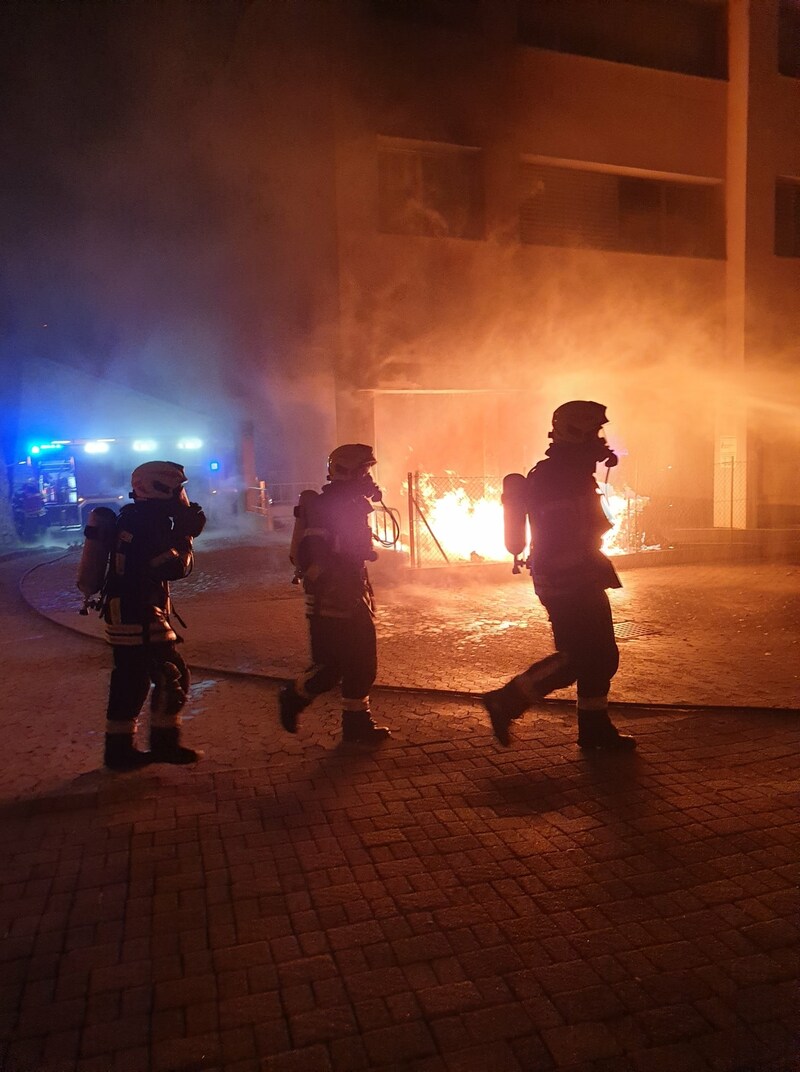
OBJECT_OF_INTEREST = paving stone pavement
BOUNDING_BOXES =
[1,541,798,1072]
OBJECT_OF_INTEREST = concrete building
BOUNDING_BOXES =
[229,0,797,545]
[293,0,798,546]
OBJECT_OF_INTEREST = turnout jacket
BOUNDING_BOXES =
[103,499,205,645]
[527,445,621,601]
[294,481,377,618]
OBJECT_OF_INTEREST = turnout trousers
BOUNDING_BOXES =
[106,643,191,732]
[507,583,619,711]
[299,599,378,709]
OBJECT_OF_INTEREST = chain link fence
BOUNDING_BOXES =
[405,470,727,568]
[245,465,753,566]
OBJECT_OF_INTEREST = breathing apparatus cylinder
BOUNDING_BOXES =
[289,489,320,574]
[77,506,118,606]
[502,473,530,574]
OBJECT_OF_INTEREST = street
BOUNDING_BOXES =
[0,542,798,1071]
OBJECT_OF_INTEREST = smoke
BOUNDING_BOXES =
[0,0,340,478]
[2,1,797,512]
[346,230,731,512]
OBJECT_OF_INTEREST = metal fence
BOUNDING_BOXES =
[244,481,316,518]
[245,465,765,564]
[407,471,504,568]
[245,481,401,550]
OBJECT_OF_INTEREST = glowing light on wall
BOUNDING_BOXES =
[177,438,203,450]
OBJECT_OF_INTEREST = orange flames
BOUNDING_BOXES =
[406,474,653,563]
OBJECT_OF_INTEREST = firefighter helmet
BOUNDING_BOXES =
[327,443,377,481]
[550,401,609,444]
[130,460,188,501]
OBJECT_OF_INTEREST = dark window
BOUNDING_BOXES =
[775,178,800,256]
[518,0,727,79]
[378,141,485,239]
[520,162,725,258]
[778,0,800,78]
[619,176,724,257]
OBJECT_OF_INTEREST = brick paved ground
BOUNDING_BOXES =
[1,544,798,1072]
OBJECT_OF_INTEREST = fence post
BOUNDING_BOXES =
[259,480,274,531]
[409,471,449,565]
[407,471,416,568]
[729,457,735,530]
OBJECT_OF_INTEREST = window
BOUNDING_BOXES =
[778,0,800,78]
[520,162,725,258]
[378,139,485,239]
[775,178,800,257]
[518,0,727,79]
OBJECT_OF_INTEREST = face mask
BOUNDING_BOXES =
[351,474,383,501]
[595,439,618,467]
[549,438,618,468]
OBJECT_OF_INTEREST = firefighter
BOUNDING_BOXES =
[12,479,47,541]
[484,401,636,751]
[101,460,206,770]
[279,443,391,743]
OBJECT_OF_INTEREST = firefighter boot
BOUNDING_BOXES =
[482,683,528,746]
[149,727,201,764]
[279,684,310,734]
[104,733,151,772]
[577,710,636,751]
[341,710,391,744]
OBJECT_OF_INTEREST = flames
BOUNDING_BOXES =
[418,479,507,562]
[406,473,653,564]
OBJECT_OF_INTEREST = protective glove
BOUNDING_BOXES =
[172,502,206,538]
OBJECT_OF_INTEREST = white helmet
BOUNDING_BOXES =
[130,460,187,501]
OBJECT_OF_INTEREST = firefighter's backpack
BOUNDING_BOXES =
[289,489,321,574]
[76,506,118,607]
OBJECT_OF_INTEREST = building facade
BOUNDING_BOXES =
[4,1,797,543]
[299,0,800,538]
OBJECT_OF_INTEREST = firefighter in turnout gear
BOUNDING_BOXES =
[99,461,206,770]
[483,402,636,751]
[279,444,391,743]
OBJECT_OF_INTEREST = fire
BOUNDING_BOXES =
[407,473,653,564]
[601,488,653,556]
[421,481,507,562]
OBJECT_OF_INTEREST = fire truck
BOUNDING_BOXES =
[12,436,237,533]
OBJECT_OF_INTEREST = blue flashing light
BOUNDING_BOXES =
[209,459,220,472]
[29,441,66,456]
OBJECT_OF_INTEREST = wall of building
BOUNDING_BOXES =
[328,0,799,529]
